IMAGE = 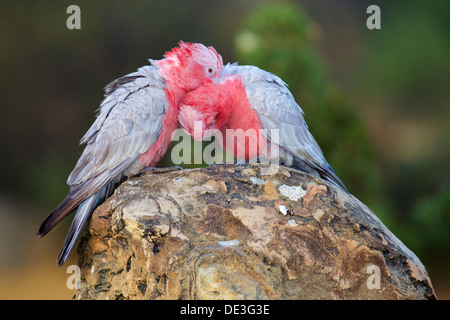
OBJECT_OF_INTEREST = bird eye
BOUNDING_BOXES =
[205,66,215,77]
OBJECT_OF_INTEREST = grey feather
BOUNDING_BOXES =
[220,64,347,192]
[68,65,168,186]
[38,64,170,265]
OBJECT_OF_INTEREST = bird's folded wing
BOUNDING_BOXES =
[67,65,169,188]
[220,64,327,167]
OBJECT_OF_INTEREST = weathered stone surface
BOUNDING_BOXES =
[75,164,436,300]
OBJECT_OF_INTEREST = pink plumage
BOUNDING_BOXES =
[178,63,348,192]
[38,42,223,266]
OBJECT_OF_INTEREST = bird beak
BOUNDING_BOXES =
[190,120,206,141]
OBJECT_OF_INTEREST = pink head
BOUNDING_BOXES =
[154,41,223,92]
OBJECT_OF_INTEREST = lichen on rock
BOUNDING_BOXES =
[75,164,437,300]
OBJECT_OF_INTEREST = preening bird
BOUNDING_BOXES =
[37,42,223,266]
[178,63,348,192]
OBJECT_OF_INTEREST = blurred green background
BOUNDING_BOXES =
[0,0,448,299]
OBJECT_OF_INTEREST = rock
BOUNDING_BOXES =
[75,164,437,300]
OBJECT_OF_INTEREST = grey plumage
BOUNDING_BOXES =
[37,63,169,265]
[220,64,347,192]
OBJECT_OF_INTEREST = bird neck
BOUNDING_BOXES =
[221,77,260,132]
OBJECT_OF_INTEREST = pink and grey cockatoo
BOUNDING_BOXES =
[178,63,348,192]
[37,42,223,266]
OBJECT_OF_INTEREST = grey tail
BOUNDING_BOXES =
[293,158,348,193]
[56,181,117,267]
[56,194,98,266]
[37,183,91,238]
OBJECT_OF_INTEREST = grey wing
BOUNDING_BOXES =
[37,65,169,263]
[67,65,169,188]
[221,64,347,191]
[37,65,170,239]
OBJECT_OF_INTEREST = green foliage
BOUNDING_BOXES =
[411,185,450,252]
[234,2,384,207]
[234,2,450,277]
[358,0,450,264]
[362,0,450,115]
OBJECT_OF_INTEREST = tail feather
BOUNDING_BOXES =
[56,181,117,266]
[293,158,348,192]
[36,174,120,266]
[56,194,99,266]
[317,165,348,193]
[37,186,87,238]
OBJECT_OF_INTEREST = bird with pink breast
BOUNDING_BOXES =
[37,41,347,266]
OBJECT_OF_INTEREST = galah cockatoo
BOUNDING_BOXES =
[37,42,223,266]
[178,63,348,192]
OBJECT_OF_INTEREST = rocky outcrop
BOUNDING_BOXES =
[75,164,436,300]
